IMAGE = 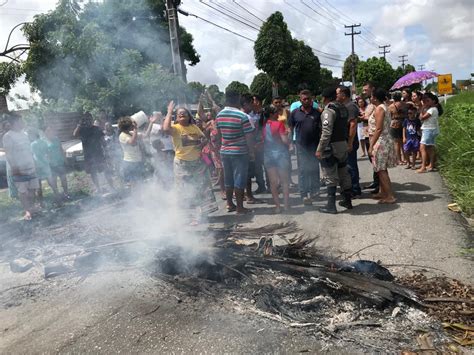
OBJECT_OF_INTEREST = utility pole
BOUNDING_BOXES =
[398,54,408,70]
[378,44,390,60]
[345,24,361,97]
[166,0,186,82]
[418,64,425,71]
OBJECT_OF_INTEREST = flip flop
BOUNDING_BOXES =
[378,198,397,204]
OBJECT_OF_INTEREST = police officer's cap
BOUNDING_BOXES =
[321,87,337,100]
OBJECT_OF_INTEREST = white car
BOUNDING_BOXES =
[63,139,84,169]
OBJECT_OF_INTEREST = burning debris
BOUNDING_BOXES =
[2,221,472,352]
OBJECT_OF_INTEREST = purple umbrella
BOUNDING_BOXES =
[390,70,438,91]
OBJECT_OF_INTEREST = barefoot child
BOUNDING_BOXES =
[402,106,421,169]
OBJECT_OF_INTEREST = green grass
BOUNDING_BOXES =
[437,91,474,217]
[0,170,92,223]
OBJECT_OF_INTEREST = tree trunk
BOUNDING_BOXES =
[0,94,9,113]
[272,82,279,97]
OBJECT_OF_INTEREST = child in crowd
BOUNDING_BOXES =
[402,106,421,169]
[29,128,59,204]
[45,126,70,199]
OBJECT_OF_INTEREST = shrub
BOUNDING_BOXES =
[437,92,474,217]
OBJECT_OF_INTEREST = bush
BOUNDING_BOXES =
[437,92,474,217]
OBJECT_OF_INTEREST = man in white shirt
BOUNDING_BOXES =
[3,115,39,220]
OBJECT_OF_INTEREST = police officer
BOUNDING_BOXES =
[315,88,353,214]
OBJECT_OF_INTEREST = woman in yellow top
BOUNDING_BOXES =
[163,101,218,225]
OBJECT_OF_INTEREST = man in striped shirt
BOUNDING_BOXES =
[216,90,255,214]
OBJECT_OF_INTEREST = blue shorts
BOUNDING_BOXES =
[403,138,420,153]
[221,154,249,189]
[420,129,438,146]
[264,149,290,170]
[122,161,144,182]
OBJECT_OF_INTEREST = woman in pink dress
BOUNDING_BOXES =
[368,88,397,204]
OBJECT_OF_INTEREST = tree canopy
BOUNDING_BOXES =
[318,68,340,93]
[356,57,397,91]
[250,73,272,103]
[225,81,250,95]
[207,84,225,106]
[187,81,206,103]
[254,12,293,86]
[342,54,359,82]
[254,11,325,95]
[0,62,22,96]
[285,39,321,94]
[22,0,200,116]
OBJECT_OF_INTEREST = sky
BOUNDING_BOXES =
[1,0,473,108]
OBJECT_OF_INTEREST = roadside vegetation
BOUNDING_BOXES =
[0,171,91,223]
[437,91,474,218]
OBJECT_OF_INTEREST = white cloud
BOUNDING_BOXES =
[2,0,472,109]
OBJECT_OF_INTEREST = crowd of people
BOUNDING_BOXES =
[1,82,442,223]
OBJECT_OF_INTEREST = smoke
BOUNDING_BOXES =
[1,0,216,282]
[19,0,190,118]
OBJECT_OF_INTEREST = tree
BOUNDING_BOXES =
[342,54,359,82]
[225,81,250,95]
[318,68,340,93]
[207,84,224,106]
[356,57,396,91]
[22,0,200,116]
[187,81,206,103]
[250,73,272,103]
[286,39,321,94]
[0,62,23,113]
[254,11,294,94]
[285,39,321,94]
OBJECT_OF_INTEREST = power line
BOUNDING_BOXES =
[178,8,255,42]
[282,0,344,60]
[418,64,425,71]
[345,24,361,95]
[398,54,408,70]
[178,8,342,70]
[225,0,345,61]
[232,0,264,23]
[305,0,382,53]
[300,0,335,27]
[323,0,379,42]
[240,0,267,20]
[378,44,390,59]
[209,0,261,29]
[198,0,260,31]
[283,0,327,28]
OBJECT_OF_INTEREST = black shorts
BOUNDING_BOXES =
[390,127,403,139]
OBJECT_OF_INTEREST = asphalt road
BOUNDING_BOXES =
[0,153,472,353]
[209,154,473,284]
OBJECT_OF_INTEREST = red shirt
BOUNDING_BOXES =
[262,120,286,144]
